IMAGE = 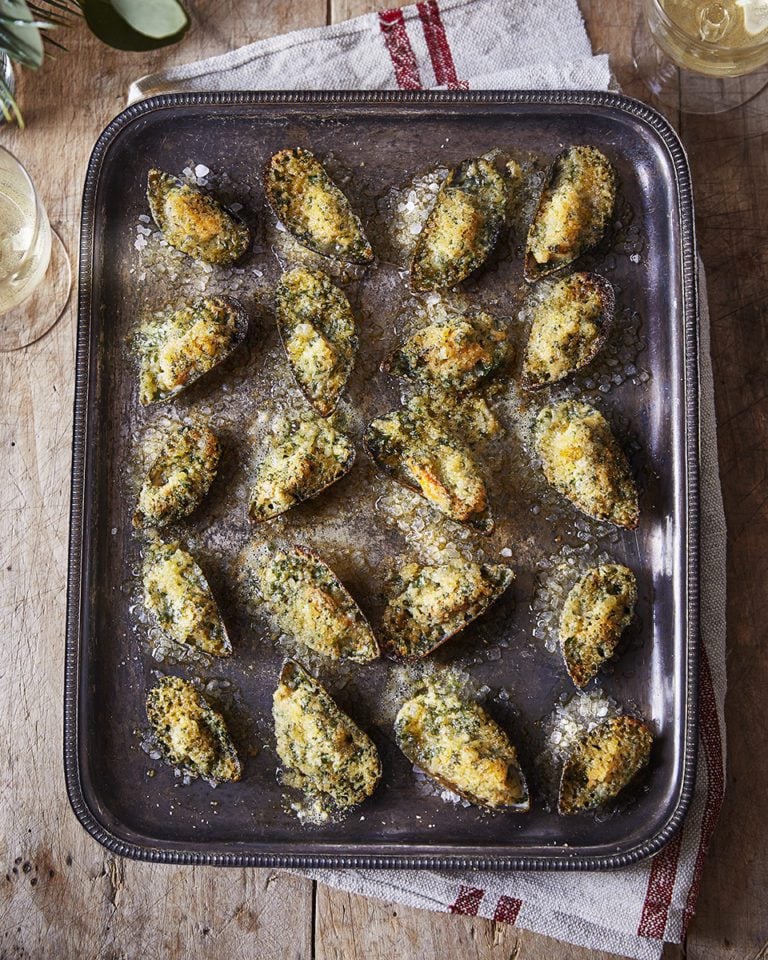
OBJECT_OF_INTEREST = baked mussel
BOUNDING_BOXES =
[521,273,614,389]
[142,540,231,657]
[248,414,355,522]
[147,169,250,265]
[558,714,653,814]
[395,683,529,811]
[524,146,616,282]
[273,659,382,809]
[136,296,248,405]
[134,422,220,529]
[533,400,639,529]
[275,267,357,417]
[364,407,493,533]
[411,156,507,291]
[247,545,379,662]
[146,675,242,783]
[559,563,637,687]
[384,309,508,394]
[265,148,373,265]
[383,558,514,659]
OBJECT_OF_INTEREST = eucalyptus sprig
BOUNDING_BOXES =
[0,0,189,127]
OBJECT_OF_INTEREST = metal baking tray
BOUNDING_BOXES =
[65,91,699,870]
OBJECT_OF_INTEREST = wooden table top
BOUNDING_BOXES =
[1,1,766,957]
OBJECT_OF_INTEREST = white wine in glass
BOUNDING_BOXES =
[0,146,71,351]
[634,0,768,112]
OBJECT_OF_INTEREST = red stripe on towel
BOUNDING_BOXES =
[637,827,684,939]
[379,8,423,90]
[493,896,523,924]
[681,648,726,938]
[417,0,468,89]
[449,885,484,916]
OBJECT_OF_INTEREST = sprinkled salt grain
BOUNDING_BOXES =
[138,214,150,223]
[500,547,512,558]
[182,166,194,179]
[439,788,464,805]
[536,688,622,802]
[194,164,210,178]
[629,253,641,263]
[134,235,147,251]
[230,202,243,212]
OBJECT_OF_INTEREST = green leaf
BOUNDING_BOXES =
[82,0,188,51]
[0,0,44,68]
[111,0,186,39]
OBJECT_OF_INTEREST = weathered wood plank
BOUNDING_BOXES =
[0,3,325,958]
[331,0,376,21]
[674,82,768,960]
[1,1,766,959]
[314,889,688,960]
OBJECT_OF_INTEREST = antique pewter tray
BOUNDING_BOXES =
[65,91,699,869]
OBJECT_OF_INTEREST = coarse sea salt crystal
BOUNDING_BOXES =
[500,547,512,558]
[194,164,210,178]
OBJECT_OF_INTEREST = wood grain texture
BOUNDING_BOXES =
[594,4,768,959]
[0,4,324,959]
[674,97,768,960]
[314,891,688,960]
[1,0,766,958]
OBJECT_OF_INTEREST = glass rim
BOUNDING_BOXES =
[647,0,768,53]
[0,144,48,284]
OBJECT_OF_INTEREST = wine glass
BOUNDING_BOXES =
[0,146,71,351]
[632,0,768,114]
